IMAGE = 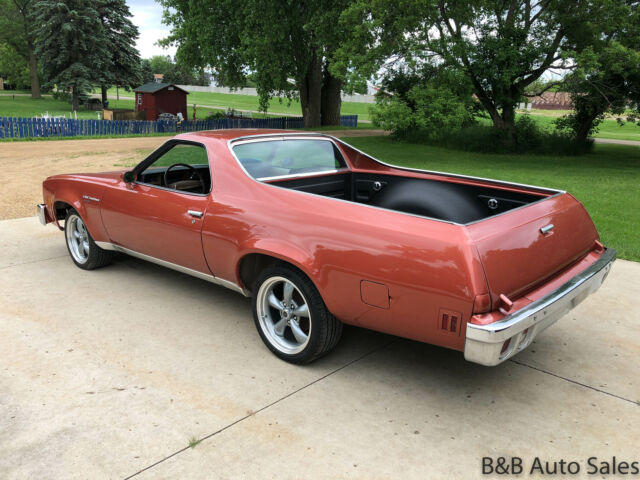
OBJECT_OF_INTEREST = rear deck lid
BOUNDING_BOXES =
[466,193,598,304]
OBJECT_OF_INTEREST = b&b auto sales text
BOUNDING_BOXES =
[483,456,639,476]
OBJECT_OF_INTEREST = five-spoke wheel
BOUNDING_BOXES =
[65,213,90,264]
[252,265,342,364]
[64,208,113,270]
[256,276,312,355]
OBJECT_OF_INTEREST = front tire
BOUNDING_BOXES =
[64,209,113,270]
[252,265,342,364]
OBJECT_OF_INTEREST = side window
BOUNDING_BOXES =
[138,143,210,194]
[233,139,346,179]
[137,94,142,105]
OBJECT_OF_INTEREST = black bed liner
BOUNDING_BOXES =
[268,171,546,224]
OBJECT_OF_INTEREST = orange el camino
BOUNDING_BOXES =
[37,130,615,365]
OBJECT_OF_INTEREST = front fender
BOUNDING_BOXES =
[46,177,109,242]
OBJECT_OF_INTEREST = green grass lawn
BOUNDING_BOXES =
[0,95,103,119]
[529,114,640,142]
[342,136,640,262]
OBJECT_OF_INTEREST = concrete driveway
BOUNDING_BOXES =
[1,217,638,479]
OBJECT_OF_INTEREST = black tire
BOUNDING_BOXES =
[252,264,342,364]
[64,208,114,270]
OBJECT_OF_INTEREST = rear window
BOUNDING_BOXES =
[233,139,347,179]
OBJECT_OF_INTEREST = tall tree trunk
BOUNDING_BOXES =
[27,40,40,99]
[320,64,342,126]
[575,111,600,144]
[299,53,322,128]
[500,102,516,146]
[72,87,79,112]
[101,85,108,104]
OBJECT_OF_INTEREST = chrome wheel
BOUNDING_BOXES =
[256,276,311,354]
[65,214,89,264]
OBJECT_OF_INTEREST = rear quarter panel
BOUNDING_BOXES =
[201,142,488,351]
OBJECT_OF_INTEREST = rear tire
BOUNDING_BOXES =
[252,265,342,364]
[64,208,114,270]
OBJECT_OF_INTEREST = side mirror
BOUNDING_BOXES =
[123,171,135,183]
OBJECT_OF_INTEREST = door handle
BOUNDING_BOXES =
[540,224,554,234]
[188,210,203,218]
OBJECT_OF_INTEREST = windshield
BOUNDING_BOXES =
[233,139,347,179]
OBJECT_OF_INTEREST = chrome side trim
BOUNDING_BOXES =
[94,241,249,296]
[329,135,563,195]
[82,195,100,202]
[464,248,616,366]
[36,203,47,225]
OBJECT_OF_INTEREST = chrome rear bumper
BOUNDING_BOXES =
[36,203,47,225]
[464,248,616,366]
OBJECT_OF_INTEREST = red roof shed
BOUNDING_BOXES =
[133,82,188,121]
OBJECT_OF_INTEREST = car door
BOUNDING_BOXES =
[100,140,212,274]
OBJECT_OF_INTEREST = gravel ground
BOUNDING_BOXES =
[0,130,386,220]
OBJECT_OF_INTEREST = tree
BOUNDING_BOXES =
[140,58,154,84]
[336,0,607,144]
[96,0,141,103]
[0,42,31,89]
[0,0,41,98]
[32,0,110,110]
[146,55,209,85]
[557,2,640,142]
[159,0,356,127]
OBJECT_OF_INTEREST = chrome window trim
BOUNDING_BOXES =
[257,168,349,182]
[95,241,249,296]
[226,134,565,227]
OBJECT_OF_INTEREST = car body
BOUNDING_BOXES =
[38,129,615,365]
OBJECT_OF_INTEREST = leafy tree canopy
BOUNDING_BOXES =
[159,0,358,127]
[336,0,621,144]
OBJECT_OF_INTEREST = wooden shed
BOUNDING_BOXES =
[133,82,188,121]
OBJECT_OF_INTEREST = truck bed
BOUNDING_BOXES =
[267,171,549,224]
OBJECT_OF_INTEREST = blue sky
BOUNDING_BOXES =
[126,0,176,59]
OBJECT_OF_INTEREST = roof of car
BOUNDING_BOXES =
[175,129,324,143]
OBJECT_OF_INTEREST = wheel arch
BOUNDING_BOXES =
[237,250,316,294]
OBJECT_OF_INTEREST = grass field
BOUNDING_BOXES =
[0,95,102,119]
[343,136,640,262]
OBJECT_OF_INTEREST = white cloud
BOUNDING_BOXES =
[127,0,176,59]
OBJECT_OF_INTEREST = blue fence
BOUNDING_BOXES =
[0,115,358,139]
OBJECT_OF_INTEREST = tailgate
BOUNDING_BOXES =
[466,193,598,302]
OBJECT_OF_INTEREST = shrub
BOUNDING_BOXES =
[371,66,477,140]
[435,116,593,155]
